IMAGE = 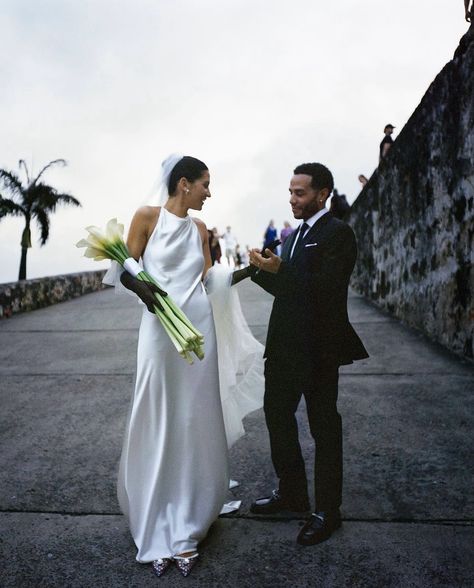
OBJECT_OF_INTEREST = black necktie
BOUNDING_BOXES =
[291,222,309,258]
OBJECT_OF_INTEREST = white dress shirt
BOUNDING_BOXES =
[289,207,328,258]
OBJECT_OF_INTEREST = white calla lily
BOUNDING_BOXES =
[106,218,124,242]
[76,238,93,249]
[85,225,108,246]
[84,246,107,259]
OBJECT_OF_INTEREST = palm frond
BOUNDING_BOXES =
[0,170,24,200]
[34,207,50,245]
[1,159,80,246]
[55,192,81,207]
[32,184,81,213]
[0,197,26,219]
[33,159,67,185]
[30,184,58,211]
[18,159,31,184]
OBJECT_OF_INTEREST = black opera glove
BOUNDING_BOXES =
[231,266,257,286]
[120,270,168,313]
[231,239,281,286]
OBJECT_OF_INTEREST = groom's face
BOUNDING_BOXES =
[289,174,326,220]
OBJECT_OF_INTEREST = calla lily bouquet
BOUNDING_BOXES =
[76,218,204,363]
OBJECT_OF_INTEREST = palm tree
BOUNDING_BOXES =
[0,159,81,280]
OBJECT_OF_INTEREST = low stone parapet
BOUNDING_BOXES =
[0,270,107,319]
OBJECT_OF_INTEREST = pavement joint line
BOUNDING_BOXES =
[231,516,474,526]
[0,373,136,377]
[0,322,394,332]
[0,329,140,333]
[0,510,472,526]
[1,372,471,378]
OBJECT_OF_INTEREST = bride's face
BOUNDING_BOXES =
[187,170,211,211]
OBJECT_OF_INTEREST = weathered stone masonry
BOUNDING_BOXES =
[0,270,106,319]
[349,26,474,360]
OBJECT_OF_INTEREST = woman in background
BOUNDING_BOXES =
[263,219,277,249]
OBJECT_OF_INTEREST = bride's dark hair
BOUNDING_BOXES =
[168,156,208,196]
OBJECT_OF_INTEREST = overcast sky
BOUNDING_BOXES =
[0,0,469,283]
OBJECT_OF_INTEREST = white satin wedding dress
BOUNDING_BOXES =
[117,208,229,562]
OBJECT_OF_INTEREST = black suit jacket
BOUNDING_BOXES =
[252,213,368,367]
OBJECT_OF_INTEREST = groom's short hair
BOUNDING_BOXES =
[293,162,334,194]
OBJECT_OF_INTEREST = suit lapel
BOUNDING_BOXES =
[281,229,298,262]
[291,213,333,263]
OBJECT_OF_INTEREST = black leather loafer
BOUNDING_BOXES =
[250,489,310,515]
[297,510,342,545]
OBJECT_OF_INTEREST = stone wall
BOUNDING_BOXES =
[0,270,106,319]
[350,25,474,360]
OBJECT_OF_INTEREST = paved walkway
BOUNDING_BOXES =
[1,280,473,587]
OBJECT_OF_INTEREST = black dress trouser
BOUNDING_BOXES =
[263,356,342,512]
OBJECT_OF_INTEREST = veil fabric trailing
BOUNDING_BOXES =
[204,265,264,448]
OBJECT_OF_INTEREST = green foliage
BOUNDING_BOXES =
[0,158,81,279]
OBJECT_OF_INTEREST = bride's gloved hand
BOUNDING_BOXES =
[231,266,257,286]
[120,271,167,312]
[231,239,281,286]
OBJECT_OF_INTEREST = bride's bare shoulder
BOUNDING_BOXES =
[191,217,207,230]
[192,217,208,239]
[131,205,160,229]
[133,206,160,222]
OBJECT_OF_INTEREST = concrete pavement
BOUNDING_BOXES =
[1,280,473,587]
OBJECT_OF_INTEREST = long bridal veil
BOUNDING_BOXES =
[205,265,264,448]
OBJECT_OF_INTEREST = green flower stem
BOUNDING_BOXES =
[157,309,192,354]
[192,344,205,361]
[106,243,128,263]
[180,350,194,365]
[161,294,204,340]
[137,271,204,345]
[153,308,185,355]
[159,301,198,342]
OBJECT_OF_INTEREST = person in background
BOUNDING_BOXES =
[358,174,368,187]
[235,244,243,269]
[209,227,222,265]
[263,220,278,249]
[241,245,249,267]
[379,124,396,161]
[221,226,237,266]
[465,0,472,21]
[245,245,252,266]
[329,189,351,221]
[280,221,294,246]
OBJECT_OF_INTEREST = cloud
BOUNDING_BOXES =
[0,0,467,282]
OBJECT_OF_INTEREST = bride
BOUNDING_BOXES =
[106,155,262,578]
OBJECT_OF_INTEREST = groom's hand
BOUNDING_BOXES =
[249,249,282,274]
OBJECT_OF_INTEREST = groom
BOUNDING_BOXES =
[248,162,368,545]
